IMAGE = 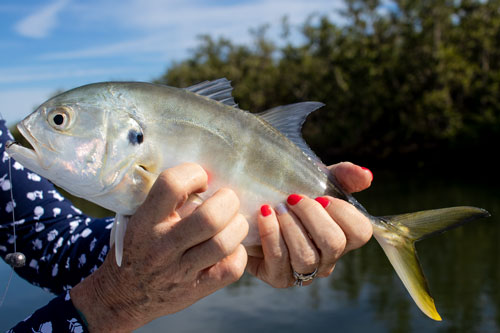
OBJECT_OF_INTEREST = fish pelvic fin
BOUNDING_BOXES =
[113,214,130,267]
[373,206,490,321]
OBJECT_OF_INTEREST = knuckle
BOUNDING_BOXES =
[222,262,245,283]
[268,246,287,260]
[356,220,373,245]
[346,217,373,250]
[317,265,335,278]
[158,170,186,199]
[180,162,208,184]
[292,250,319,272]
[303,250,319,266]
[218,188,240,209]
[193,207,221,235]
[320,232,347,261]
[213,236,233,258]
[333,233,347,256]
[235,214,249,239]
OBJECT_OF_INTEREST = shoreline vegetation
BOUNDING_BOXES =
[11,1,500,178]
[154,0,499,175]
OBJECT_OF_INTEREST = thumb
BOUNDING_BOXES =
[137,163,208,227]
[329,162,373,193]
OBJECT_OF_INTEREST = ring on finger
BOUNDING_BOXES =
[293,268,318,287]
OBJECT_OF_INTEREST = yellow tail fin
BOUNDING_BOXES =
[372,206,490,320]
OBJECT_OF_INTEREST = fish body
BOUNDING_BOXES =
[6,78,489,321]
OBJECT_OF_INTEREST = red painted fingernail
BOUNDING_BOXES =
[260,204,272,217]
[205,169,212,184]
[361,167,373,181]
[287,194,303,206]
[315,196,330,208]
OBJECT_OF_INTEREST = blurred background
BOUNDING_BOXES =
[1,0,499,332]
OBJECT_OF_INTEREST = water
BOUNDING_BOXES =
[0,170,498,332]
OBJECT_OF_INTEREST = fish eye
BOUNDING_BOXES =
[47,107,72,130]
[128,129,144,145]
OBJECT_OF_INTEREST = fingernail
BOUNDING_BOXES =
[315,196,330,208]
[287,194,303,206]
[275,203,288,215]
[361,166,373,181]
[260,204,272,217]
[204,169,212,184]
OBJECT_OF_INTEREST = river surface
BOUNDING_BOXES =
[0,170,498,332]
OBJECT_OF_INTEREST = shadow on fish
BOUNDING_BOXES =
[5,78,490,321]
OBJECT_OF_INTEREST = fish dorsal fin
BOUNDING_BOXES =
[184,78,238,107]
[257,102,325,164]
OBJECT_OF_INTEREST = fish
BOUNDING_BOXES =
[6,78,489,321]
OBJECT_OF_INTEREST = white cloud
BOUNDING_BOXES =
[40,34,186,61]
[0,66,138,84]
[40,0,343,61]
[115,0,342,30]
[14,0,69,38]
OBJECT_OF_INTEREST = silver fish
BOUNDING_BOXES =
[6,78,489,321]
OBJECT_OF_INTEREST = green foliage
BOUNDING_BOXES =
[156,0,500,167]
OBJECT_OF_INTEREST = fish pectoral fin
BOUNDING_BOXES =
[114,214,130,267]
[373,206,490,321]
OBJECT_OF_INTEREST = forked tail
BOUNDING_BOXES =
[371,206,490,320]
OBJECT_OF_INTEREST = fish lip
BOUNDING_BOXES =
[11,122,50,169]
[17,122,38,153]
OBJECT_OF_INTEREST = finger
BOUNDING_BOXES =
[177,193,203,219]
[319,196,373,253]
[168,188,240,250]
[329,162,373,193]
[199,244,248,291]
[138,163,208,225]
[286,194,346,278]
[246,205,293,288]
[181,213,248,276]
[275,203,319,276]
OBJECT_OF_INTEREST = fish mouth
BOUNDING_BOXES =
[5,123,46,169]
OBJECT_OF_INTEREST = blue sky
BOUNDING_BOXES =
[0,0,343,124]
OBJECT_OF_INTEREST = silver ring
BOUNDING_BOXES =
[293,268,318,286]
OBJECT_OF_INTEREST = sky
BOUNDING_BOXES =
[0,0,344,124]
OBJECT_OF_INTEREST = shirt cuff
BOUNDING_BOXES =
[8,291,89,333]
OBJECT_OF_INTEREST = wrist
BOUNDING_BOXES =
[70,262,141,332]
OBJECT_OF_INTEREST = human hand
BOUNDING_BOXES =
[70,163,248,332]
[246,162,373,288]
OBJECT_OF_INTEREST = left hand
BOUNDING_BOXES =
[246,162,373,288]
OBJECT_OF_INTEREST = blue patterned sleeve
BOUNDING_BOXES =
[0,120,114,331]
[7,292,88,333]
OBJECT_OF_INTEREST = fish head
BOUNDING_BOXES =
[6,83,152,212]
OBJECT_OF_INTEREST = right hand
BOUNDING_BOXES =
[71,163,249,332]
[247,162,373,288]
